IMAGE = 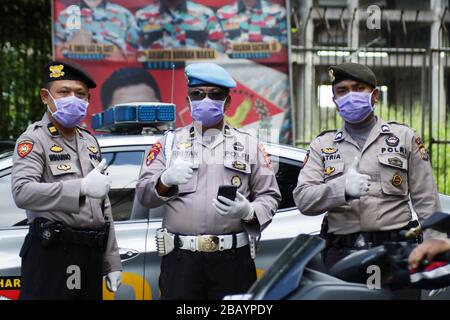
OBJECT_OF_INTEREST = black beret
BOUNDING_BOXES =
[328,62,377,88]
[43,60,96,89]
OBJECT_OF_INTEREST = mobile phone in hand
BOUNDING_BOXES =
[217,185,238,204]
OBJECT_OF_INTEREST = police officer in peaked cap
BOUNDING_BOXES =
[11,60,122,299]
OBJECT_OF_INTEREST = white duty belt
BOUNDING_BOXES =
[176,232,250,252]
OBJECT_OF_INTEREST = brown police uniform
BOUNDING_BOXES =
[293,62,445,271]
[11,61,121,300]
[137,124,280,236]
[294,118,441,234]
[12,113,121,271]
[136,123,281,299]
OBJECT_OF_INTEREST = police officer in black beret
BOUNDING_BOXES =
[294,62,446,272]
[11,60,122,299]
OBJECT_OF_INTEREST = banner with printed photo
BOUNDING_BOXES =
[52,0,292,144]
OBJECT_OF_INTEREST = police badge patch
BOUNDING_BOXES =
[321,148,337,154]
[258,143,272,169]
[57,164,71,171]
[17,140,34,158]
[231,175,242,188]
[232,161,246,171]
[233,142,244,152]
[386,136,400,147]
[392,173,403,187]
[415,137,429,161]
[50,144,63,153]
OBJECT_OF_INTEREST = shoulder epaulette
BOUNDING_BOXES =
[316,129,337,137]
[387,121,409,127]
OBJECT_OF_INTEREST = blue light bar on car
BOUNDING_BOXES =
[91,102,176,132]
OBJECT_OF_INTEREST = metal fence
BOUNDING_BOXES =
[290,4,450,195]
[0,0,52,140]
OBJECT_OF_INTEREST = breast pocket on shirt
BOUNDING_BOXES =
[378,153,408,196]
[49,162,80,179]
[223,161,251,193]
[323,161,345,181]
[178,163,199,195]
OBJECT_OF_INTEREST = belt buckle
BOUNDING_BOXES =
[198,235,219,252]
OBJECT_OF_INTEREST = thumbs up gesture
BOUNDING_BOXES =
[80,159,112,199]
[345,157,372,198]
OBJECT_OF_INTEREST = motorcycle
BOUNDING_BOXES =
[224,212,450,300]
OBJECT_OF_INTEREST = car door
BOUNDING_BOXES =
[255,152,324,275]
[0,146,150,300]
[0,164,27,300]
[100,146,150,300]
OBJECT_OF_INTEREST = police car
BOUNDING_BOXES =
[0,103,323,300]
[0,103,449,300]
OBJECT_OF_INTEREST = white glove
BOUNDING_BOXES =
[105,271,122,292]
[80,159,112,199]
[212,191,254,220]
[160,159,194,187]
[345,156,372,198]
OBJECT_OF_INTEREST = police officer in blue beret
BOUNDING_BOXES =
[137,62,281,299]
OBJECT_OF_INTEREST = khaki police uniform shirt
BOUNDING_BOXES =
[293,117,442,236]
[11,112,122,274]
[136,124,281,237]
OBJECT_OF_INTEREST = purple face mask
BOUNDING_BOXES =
[47,90,89,128]
[334,91,374,123]
[189,97,225,127]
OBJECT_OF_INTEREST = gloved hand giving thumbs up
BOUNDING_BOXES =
[345,156,372,198]
[80,158,112,199]
[160,159,194,187]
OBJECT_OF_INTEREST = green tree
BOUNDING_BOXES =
[0,0,52,139]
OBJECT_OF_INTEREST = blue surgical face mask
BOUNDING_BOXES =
[189,97,225,127]
[334,90,375,124]
[46,90,89,128]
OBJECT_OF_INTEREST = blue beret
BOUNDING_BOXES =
[185,63,236,89]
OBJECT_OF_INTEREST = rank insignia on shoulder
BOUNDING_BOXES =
[392,173,403,187]
[146,142,162,166]
[386,136,399,147]
[231,175,242,188]
[232,161,247,171]
[324,166,335,175]
[176,142,192,149]
[321,148,337,154]
[87,146,98,154]
[47,123,59,136]
[50,144,63,153]
[57,164,71,171]
[17,140,34,158]
[381,125,390,133]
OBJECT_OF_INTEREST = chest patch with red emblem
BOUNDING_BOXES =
[17,140,34,158]
[146,142,162,166]
[258,143,272,169]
